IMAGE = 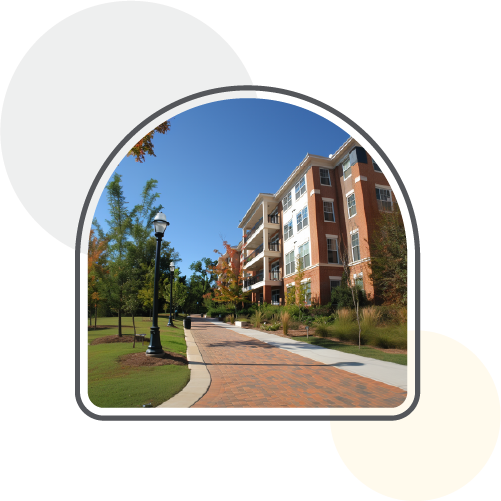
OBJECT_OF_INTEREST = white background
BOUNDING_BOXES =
[1,1,499,500]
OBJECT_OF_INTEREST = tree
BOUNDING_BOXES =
[123,270,142,346]
[127,121,171,163]
[187,258,218,311]
[207,241,250,312]
[88,225,107,329]
[99,173,132,337]
[337,237,366,349]
[163,269,189,315]
[368,207,407,306]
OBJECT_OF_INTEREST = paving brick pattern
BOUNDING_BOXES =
[191,320,407,408]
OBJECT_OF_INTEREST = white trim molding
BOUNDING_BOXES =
[322,197,334,202]
[329,276,342,280]
[310,189,320,196]
[355,176,368,183]
[345,188,355,197]
[375,183,391,190]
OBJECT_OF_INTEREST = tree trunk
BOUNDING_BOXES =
[94,304,97,329]
[89,311,91,328]
[132,314,136,348]
[118,307,122,337]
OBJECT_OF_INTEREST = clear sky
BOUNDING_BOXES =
[93,98,349,278]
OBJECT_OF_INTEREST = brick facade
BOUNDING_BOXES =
[232,137,395,306]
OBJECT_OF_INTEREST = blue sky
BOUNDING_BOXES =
[93,98,349,278]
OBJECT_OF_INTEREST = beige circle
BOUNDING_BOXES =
[331,331,500,501]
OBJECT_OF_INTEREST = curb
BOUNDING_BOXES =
[156,326,211,408]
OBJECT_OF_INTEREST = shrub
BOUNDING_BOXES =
[282,311,290,335]
[331,273,369,309]
[361,306,381,332]
[337,308,354,323]
[225,314,235,325]
[262,323,280,331]
[374,335,397,349]
[314,325,332,338]
[250,310,263,328]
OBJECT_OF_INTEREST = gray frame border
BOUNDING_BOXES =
[75,85,420,421]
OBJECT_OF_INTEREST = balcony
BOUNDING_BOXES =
[242,271,282,291]
[244,217,263,243]
[244,243,263,265]
[268,214,280,224]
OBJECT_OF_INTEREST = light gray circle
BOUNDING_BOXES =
[1,2,252,248]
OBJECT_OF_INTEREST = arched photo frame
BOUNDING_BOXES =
[76,85,420,421]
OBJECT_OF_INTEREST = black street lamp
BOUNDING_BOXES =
[167,261,175,327]
[146,212,169,357]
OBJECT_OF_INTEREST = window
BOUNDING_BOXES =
[299,242,310,269]
[373,159,382,172]
[271,289,280,305]
[285,250,295,276]
[330,280,341,293]
[283,191,292,212]
[323,201,335,222]
[304,281,311,305]
[320,168,331,185]
[296,206,309,232]
[327,238,339,263]
[351,232,360,262]
[342,156,352,179]
[376,187,392,211]
[347,193,357,218]
[295,176,306,200]
[283,219,293,241]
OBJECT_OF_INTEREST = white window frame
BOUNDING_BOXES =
[319,168,331,186]
[283,191,292,212]
[298,242,311,269]
[351,231,360,262]
[285,250,295,276]
[342,156,352,180]
[347,192,357,218]
[295,176,306,200]
[323,200,335,222]
[271,289,280,305]
[327,237,339,264]
[296,206,309,232]
[283,219,293,241]
[376,187,393,211]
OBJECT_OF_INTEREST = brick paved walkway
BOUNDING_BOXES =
[191,320,407,408]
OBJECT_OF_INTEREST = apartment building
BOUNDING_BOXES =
[233,137,396,306]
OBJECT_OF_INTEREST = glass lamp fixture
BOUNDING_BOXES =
[170,262,175,272]
[153,212,169,235]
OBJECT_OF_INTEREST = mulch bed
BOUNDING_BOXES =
[119,351,188,367]
[91,334,150,345]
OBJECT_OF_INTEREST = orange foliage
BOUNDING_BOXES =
[127,121,171,163]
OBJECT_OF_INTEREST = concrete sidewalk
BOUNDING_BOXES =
[208,320,407,390]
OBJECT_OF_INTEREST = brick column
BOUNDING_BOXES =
[263,285,272,304]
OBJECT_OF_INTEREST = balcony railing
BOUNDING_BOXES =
[242,271,282,290]
[243,274,263,290]
[244,243,263,264]
[268,214,280,224]
[269,271,281,281]
[244,217,263,243]
[269,242,280,252]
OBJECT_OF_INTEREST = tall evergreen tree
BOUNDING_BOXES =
[100,173,132,336]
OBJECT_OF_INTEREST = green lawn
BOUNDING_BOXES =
[88,316,190,408]
[293,336,407,366]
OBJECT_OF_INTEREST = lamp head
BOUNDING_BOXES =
[153,212,169,236]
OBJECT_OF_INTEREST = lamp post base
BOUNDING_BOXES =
[146,326,163,356]
[167,315,174,327]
